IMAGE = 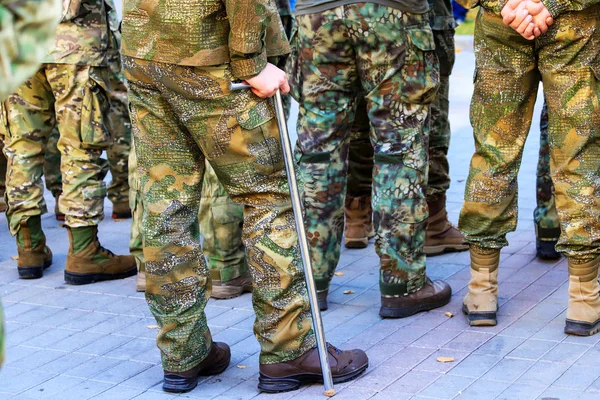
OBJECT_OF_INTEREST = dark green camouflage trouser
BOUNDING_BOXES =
[290,4,439,295]
[535,100,560,239]
[43,50,131,208]
[346,0,456,202]
[124,57,315,372]
[459,7,600,261]
[1,64,111,234]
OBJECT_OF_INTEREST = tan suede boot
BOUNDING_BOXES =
[344,195,372,249]
[462,247,500,326]
[425,195,468,256]
[565,256,600,336]
[16,216,52,279]
[136,270,146,292]
[65,226,137,285]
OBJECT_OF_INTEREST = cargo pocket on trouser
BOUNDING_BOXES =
[79,68,112,150]
[402,26,440,105]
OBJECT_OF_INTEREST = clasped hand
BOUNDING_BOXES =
[500,0,554,40]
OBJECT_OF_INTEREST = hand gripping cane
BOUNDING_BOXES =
[230,83,335,397]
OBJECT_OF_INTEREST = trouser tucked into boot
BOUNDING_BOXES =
[463,246,500,326]
[565,256,600,336]
[15,216,52,279]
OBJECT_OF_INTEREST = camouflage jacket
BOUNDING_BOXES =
[44,0,111,66]
[0,0,61,100]
[121,0,291,80]
[480,0,599,15]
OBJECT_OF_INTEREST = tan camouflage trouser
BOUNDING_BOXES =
[459,7,600,260]
[2,64,111,234]
[0,139,6,198]
[124,57,315,372]
[43,52,131,207]
[128,143,144,271]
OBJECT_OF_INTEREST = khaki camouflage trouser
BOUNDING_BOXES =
[535,100,560,240]
[1,64,111,234]
[128,143,144,271]
[290,4,439,295]
[459,7,600,260]
[124,57,315,372]
[44,51,131,208]
[0,139,6,197]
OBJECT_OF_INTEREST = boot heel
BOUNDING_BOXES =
[462,304,497,326]
[258,374,304,393]
[18,265,44,279]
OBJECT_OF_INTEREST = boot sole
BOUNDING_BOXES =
[64,267,137,285]
[257,362,369,393]
[564,318,600,336]
[462,304,497,326]
[345,237,369,249]
[424,244,469,257]
[379,295,451,318]
[536,240,561,260]
[211,285,253,300]
[18,258,52,279]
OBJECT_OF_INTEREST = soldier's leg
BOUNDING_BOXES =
[46,64,136,285]
[0,139,6,212]
[459,9,539,326]
[128,142,146,292]
[539,6,600,335]
[43,126,64,220]
[293,9,356,306]
[534,99,561,259]
[344,100,374,249]
[199,160,250,300]
[3,67,55,278]
[106,60,132,219]
[425,26,468,256]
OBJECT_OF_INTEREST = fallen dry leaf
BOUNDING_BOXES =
[343,290,355,295]
[147,325,159,329]
[236,365,246,369]
[445,312,454,318]
[437,357,455,363]
[334,272,344,277]
[11,256,18,260]
[456,48,462,53]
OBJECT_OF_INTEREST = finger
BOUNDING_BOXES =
[546,16,553,25]
[510,9,530,29]
[533,26,542,37]
[522,21,535,37]
[251,88,267,99]
[515,14,533,33]
[503,11,517,25]
[280,79,291,95]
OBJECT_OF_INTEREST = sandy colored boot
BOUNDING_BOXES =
[65,226,137,285]
[425,195,468,256]
[16,216,52,279]
[344,195,372,249]
[136,270,146,292]
[462,247,500,326]
[565,256,600,336]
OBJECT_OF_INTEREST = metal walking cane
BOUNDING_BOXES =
[230,82,335,397]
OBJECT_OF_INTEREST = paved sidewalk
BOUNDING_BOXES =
[1,39,597,400]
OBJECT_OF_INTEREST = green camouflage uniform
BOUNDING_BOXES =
[0,0,62,368]
[122,0,315,372]
[459,4,600,261]
[43,0,131,209]
[289,3,439,295]
[535,100,560,239]
[2,0,113,235]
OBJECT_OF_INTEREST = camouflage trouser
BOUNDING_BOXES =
[43,52,131,207]
[459,8,600,260]
[2,64,111,234]
[290,4,439,295]
[124,57,315,371]
[0,139,6,197]
[199,160,247,282]
[535,100,560,238]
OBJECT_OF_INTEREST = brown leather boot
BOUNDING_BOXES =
[462,247,500,326]
[425,195,468,256]
[211,272,253,300]
[112,202,132,219]
[380,278,452,318]
[163,342,231,393]
[64,226,137,285]
[344,195,372,249]
[258,343,368,393]
[16,216,52,279]
[565,256,600,336]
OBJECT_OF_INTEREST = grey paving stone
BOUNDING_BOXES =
[64,356,123,379]
[448,354,502,378]
[21,375,86,398]
[376,345,432,370]
[441,331,493,352]
[44,380,115,400]
[499,318,547,339]
[554,364,600,391]
[473,335,526,357]
[455,379,510,400]
[90,360,153,384]
[119,364,164,389]
[536,386,585,400]
[6,348,66,370]
[481,358,535,383]
[540,342,590,364]
[411,328,462,349]
[39,352,95,375]
[507,339,557,360]
[76,334,134,356]
[347,366,407,391]
[496,383,547,400]
[384,370,442,395]
[103,337,156,360]
[516,360,571,387]
[0,366,57,395]
[88,385,146,400]
[416,374,474,399]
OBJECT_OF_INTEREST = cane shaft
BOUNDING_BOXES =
[274,90,335,394]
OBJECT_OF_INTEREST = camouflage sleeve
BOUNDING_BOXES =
[454,0,479,8]
[62,0,82,20]
[0,0,61,100]
[479,0,508,13]
[226,0,274,79]
[541,0,600,17]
